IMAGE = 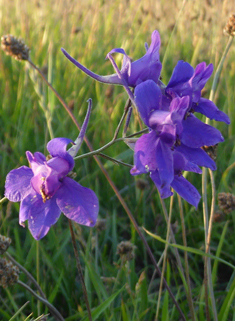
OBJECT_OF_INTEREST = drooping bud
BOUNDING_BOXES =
[224,14,235,36]
[218,192,235,214]
[0,258,19,288]
[0,235,11,255]
[1,35,30,61]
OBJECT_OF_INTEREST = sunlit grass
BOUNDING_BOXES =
[1,0,235,320]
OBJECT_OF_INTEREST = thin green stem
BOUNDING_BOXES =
[74,136,122,160]
[177,194,196,321]
[208,36,234,107]
[27,59,81,131]
[205,170,218,321]
[17,280,64,321]
[36,241,40,316]
[98,153,132,168]
[68,220,92,321]
[0,197,7,204]
[147,251,165,295]
[113,98,131,140]
[155,194,174,321]
[202,167,210,320]
[6,252,46,299]
[159,196,186,282]
[44,111,54,140]
[73,130,148,161]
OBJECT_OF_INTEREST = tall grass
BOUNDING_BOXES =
[1,0,235,320]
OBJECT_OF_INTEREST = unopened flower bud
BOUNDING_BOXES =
[117,241,136,262]
[224,14,235,36]
[218,192,235,214]
[0,235,11,255]
[0,258,19,288]
[1,34,29,61]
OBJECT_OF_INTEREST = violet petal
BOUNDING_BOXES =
[133,131,158,173]
[184,162,202,174]
[171,176,201,208]
[194,98,230,124]
[129,30,162,86]
[26,151,46,173]
[5,166,33,202]
[107,48,132,77]
[56,177,99,227]
[176,143,216,170]
[181,114,224,148]
[135,80,162,126]
[47,137,74,171]
[155,139,174,188]
[20,191,61,240]
[191,62,213,91]
[167,60,194,90]
[150,170,173,198]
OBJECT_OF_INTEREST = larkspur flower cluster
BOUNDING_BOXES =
[4,30,230,240]
[62,30,230,208]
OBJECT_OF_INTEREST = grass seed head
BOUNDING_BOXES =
[0,258,19,288]
[0,235,11,255]
[224,14,235,36]
[1,34,30,61]
[117,241,136,262]
[218,192,235,214]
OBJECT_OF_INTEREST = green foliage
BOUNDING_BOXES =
[1,0,235,320]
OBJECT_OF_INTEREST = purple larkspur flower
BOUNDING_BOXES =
[61,30,162,87]
[131,79,226,207]
[4,101,98,240]
[165,60,230,124]
[5,138,99,240]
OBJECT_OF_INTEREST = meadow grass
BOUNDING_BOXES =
[1,0,235,320]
